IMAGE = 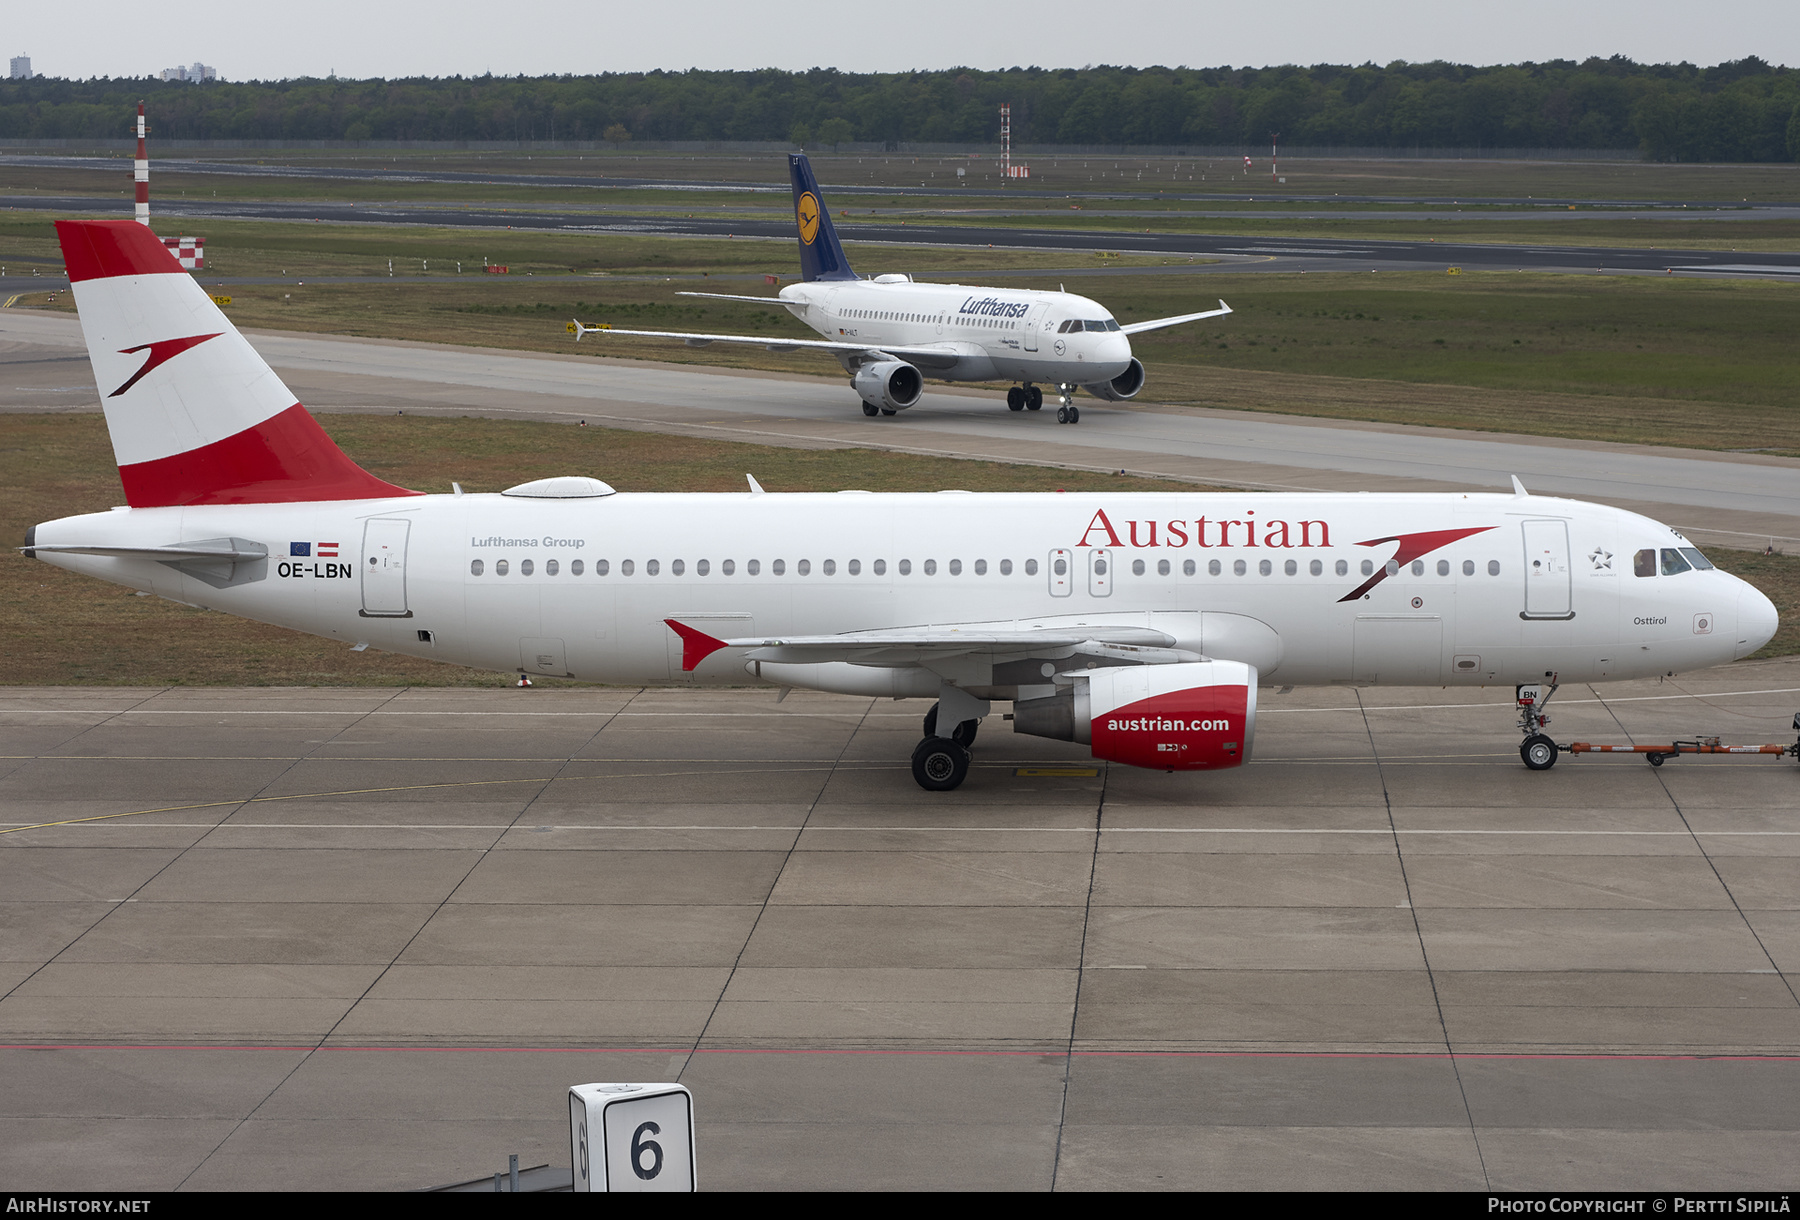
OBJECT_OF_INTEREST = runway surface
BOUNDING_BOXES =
[3,667,1798,1190]
[5,309,1798,551]
[6,191,1799,282]
[6,152,1797,210]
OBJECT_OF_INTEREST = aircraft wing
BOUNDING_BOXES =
[674,291,796,306]
[1119,300,1233,336]
[575,320,963,366]
[667,618,1199,671]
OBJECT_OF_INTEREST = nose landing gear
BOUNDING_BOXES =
[1518,675,1560,770]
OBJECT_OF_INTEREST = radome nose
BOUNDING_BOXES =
[1736,583,1778,659]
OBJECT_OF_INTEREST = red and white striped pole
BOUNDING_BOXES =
[134,101,149,227]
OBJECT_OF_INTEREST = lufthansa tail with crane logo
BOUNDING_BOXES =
[789,154,856,283]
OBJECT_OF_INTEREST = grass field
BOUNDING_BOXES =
[8,157,1800,256]
[2,412,1794,687]
[8,209,1792,454]
[0,213,1178,280]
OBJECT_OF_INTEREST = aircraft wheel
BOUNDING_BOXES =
[1068,406,1080,424]
[862,402,880,417]
[1026,385,1043,410]
[881,408,897,416]
[1007,387,1025,411]
[1520,734,1559,771]
[1056,406,1069,424]
[912,736,971,792]
[923,704,977,747]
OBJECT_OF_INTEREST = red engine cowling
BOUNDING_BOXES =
[1012,660,1257,771]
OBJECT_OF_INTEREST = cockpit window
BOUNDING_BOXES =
[1678,546,1714,571]
[1081,319,1121,332]
[1660,548,1693,576]
[1633,549,1656,578]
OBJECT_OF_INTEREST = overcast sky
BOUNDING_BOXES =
[7,0,1795,81]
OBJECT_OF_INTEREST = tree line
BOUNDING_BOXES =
[3,58,1797,161]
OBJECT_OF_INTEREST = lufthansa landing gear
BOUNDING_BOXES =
[912,701,981,792]
[1006,385,1043,413]
[1517,674,1560,771]
[1008,384,1076,423]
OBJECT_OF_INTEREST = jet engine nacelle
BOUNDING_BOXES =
[1012,659,1257,771]
[1081,357,1146,402]
[851,360,924,411]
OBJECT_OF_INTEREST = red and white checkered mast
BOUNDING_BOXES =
[134,101,149,227]
[998,102,1029,180]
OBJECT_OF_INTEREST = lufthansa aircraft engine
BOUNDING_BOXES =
[1012,659,1257,770]
[851,360,924,412]
[1081,357,1147,403]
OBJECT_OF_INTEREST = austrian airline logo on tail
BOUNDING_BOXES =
[1338,527,1496,602]
[109,333,223,398]
[796,192,821,245]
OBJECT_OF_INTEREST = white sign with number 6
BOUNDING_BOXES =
[569,1083,696,1192]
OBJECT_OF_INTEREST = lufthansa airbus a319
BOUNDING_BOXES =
[573,154,1232,423]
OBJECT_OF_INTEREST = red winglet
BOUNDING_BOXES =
[664,619,730,671]
[56,219,186,282]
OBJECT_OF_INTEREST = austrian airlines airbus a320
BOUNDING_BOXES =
[573,154,1231,423]
[28,220,1779,790]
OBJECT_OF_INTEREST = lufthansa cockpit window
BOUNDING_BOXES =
[1679,547,1715,571]
[1660,548,1693,575]
[1634,549,1656,578]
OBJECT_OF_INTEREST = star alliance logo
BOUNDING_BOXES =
[1589,547,1613,570]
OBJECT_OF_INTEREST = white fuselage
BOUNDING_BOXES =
[775,279,1133,386]
[33,490,1774,694]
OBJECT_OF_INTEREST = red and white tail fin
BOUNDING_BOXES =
[56,219,417,508]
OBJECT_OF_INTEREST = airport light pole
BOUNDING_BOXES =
[1270,132,1280,185]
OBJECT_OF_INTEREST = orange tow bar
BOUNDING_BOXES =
[1567,722,1800,768]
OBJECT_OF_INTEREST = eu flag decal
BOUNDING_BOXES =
[290,542,311,557]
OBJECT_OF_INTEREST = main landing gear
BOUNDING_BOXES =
[1006,385,1045,413]
[1517,674,1560,771]
[913,700,981,791]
